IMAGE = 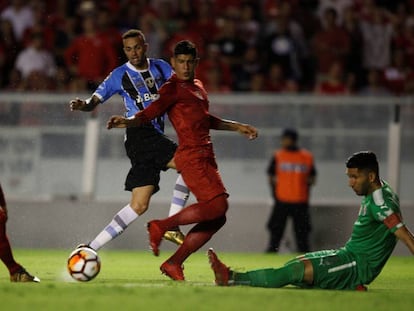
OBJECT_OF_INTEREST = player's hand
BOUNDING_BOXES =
[69,98,86,111]
[237,124,258,140]
[107,115,128,129]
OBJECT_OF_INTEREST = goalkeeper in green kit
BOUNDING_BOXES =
[208,151,414,290]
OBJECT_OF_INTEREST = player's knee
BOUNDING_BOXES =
[284,259,306,284]
[215,215,227,229]
[130,202,149,215]
[211,194,229,216]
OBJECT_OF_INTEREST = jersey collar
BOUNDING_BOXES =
[126,59,150,72]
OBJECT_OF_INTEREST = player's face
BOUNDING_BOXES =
[281,136,295,149]
[346,168,370,196]
[123,36,148,69]
[171,54,198,81]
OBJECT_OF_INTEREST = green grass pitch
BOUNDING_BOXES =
[1,249,413,311]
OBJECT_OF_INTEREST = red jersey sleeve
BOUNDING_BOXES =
[136,81,177,123]
[209,114,222,129]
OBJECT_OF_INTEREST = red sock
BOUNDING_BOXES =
[160,194,228,230]
[0,212,22,275]
[167,216,226,265]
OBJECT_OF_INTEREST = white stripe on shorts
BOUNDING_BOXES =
[328,261,356,273]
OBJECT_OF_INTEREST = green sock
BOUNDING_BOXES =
[232,260,305,288]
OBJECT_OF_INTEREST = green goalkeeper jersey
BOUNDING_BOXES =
[344,180,402,284]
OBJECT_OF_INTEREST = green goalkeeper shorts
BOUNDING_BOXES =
[286,249,366,290]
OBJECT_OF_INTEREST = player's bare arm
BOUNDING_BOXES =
[209,115,258,140]
[70,95,101,112]
[107,96,169,129]
[394,225,414,255]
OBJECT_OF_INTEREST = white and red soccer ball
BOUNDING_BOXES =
[67,247,101,282]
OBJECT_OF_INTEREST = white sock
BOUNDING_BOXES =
[168,174,190,217]
[89,204,138,251]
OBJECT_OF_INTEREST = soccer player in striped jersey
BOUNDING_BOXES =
[208,151,414,290]
[69,29,189,251]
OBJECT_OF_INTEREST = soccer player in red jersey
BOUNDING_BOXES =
[0,182,39,282]
[107,40,258,280]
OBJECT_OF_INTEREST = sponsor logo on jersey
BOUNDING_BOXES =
[136,93,160,103]
[145,77,155,89]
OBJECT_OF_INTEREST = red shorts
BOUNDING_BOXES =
[175,146,227,202]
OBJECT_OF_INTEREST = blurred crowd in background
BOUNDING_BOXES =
[1,0,414,95]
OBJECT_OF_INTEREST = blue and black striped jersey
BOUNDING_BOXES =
[93,58,173,133]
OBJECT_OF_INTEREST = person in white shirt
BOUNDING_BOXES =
[14,32,56,88]
[0,0,34,42]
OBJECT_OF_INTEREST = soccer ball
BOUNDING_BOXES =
[67,247,101,282]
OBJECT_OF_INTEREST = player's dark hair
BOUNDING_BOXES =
[174,40,197,58]
[281,128,298,142]
[346,151,379,175]
[122,29,146,42]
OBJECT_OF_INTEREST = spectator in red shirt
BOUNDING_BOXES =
[64,14,118,91]
[96,5,122,59]
[314,61,349,95]
[187,1,219,45]
[312,8,350,80]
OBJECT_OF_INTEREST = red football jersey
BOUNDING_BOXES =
[137,74,216,154]
[136,74,227,201]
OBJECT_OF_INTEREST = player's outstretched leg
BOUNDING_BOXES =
[208,249,306,288]
[160,217,226,281]
[207,248,231,286]
[88,204,138,251]
[148,194,228,255]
